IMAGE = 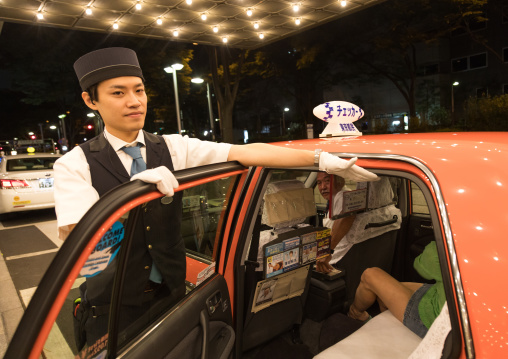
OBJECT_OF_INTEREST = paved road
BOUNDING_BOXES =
[0,209,63,357]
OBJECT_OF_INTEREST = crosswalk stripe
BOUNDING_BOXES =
[5,248,59,261]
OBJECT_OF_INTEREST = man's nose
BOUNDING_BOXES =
[126,92,141,106]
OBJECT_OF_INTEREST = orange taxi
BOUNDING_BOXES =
[4,131,507,359]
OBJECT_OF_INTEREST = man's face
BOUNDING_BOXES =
[317,172,333,200]
[84,76,147,140]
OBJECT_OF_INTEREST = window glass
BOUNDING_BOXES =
[7,157,59,171]
[411,181,430,214]
[469,53,487,69]
[451,57,467,72]
[476,87,488,98]
[181,176,235,260]
[42,173,239,358]
[503,48,508,63]
[42,210,134,358]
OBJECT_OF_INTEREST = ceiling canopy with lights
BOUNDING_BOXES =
[0,0,383,49]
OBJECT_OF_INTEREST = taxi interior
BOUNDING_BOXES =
[6,161,463,359]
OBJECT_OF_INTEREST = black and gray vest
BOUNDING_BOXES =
[80,131,184,306]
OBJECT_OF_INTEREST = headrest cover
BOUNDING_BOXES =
[74,47,145,91]
[262,180,316,228]
[367,177,394,209]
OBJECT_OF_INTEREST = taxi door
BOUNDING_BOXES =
[5,162,249,359]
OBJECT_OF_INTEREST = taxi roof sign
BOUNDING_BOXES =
[313,101,363,138]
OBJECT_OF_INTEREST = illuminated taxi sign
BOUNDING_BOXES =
[313,101,363,138]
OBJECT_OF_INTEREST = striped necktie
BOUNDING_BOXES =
[121,143,146,176]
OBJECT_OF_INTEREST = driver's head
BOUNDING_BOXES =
[317,172,345,200]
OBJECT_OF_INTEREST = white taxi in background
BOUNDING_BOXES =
[0,151,61,216]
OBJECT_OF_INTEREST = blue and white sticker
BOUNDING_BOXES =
[313,101,363,138]
[80,221,125,278]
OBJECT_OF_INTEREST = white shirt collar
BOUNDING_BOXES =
[104,128,145,151]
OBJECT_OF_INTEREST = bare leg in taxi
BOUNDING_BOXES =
[348,267,423,323]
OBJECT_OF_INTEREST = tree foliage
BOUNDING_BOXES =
[208,46,273,143]
[463,94,508,131]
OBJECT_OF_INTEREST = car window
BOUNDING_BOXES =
[411,181,430,214]
[37,172,240,358]
[6,157,58,171]
[181,176,235,261]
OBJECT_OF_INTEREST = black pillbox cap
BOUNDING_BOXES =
[74,47,144,91]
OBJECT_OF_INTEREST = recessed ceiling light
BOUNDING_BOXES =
[36,12,44,20]
[113,22,119,29]
[85,7,92,15]
[156,18,162,25]
[201,13,207,20]
[253,22,259,29]
[340,0,347,7]
[222,37,228,43]
[295,18,301,25]
[246,8,253,16]
[259,33,264,39]
[173,30,179,37]
[213,25,219,33]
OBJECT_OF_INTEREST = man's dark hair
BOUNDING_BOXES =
[86,83,99,103]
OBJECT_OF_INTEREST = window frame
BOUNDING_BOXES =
[451,52,488,72]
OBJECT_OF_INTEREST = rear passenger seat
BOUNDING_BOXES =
[314,302,451,359]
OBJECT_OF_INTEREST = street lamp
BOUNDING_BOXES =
[58,114,68,152]
[191,77,216,141]
[164,64,184,134]
[451,81,459,122]
[49,125,61,140]
[281,107,289,135]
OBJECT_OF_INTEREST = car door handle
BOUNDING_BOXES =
[206,290,222,315]
[200,309,210,359]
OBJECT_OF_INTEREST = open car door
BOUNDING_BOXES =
[5,162,248,359]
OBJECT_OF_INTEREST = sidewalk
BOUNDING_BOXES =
[0,251,24,357]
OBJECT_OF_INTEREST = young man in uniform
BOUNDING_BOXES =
[55,47,377,347]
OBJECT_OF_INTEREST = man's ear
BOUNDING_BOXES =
[82,92,98,110]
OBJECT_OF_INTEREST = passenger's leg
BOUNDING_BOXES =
[377,282,423,313]
[348,267,422,323]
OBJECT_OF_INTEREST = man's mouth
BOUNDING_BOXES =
[126,112,143,117]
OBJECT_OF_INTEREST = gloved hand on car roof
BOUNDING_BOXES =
[131,166,179,196]
[319,152,378,182]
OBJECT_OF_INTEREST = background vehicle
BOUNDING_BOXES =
[0,152,61,215]
[4,132,507,358]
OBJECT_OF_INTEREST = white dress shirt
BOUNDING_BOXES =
[54,128,232,235]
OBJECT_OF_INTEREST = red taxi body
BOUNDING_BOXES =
[5,131,507,359]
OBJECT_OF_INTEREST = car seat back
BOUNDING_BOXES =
[335,177,401,303]
[243,180,318,351]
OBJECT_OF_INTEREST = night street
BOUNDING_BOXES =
[0,209,78,358]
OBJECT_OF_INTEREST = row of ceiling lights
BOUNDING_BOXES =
[35,0,348,43]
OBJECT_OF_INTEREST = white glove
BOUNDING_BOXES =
[319,152,378,182]
[131,166,179,196]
